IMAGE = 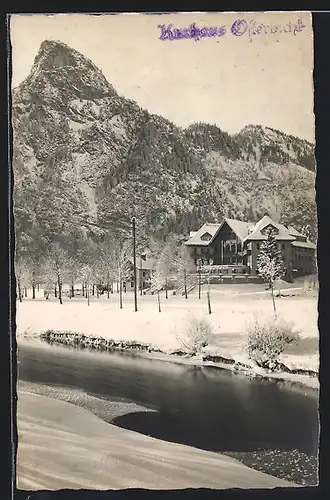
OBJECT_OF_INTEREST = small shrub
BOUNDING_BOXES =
[247,317,300,370]
[175,316,212,356]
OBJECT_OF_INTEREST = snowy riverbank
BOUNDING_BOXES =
[16,291,319,389]
[17,390,298,490]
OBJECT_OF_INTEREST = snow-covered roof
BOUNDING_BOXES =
[243,216,296,242]
[185,215,313,247]
[185,223,221,246]
[223,218,254,242]
[286,226,305,238]
[291,240,316,250]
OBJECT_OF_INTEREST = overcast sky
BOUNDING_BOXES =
[10,12,314,142]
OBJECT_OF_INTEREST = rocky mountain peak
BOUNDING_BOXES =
[33,40,81,70]
[17,39,117,102]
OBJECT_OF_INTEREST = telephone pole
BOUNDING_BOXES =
[132,217,138,312]
[197,259,202,299]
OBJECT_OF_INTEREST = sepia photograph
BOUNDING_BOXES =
[10,11,319,492]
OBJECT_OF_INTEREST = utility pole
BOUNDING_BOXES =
[140,255,143,296]
[198,259,202,300]
[132,217,138,312]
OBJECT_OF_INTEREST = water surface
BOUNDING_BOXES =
[18,339,319,485]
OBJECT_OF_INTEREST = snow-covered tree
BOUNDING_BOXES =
[112,239,131,309]
[176,245,195,299]
[40,254,56,301]
[80,263,93,306]
[44,243,68,304]
[14,254,28,302]
[257,228,285,317]
[98,239,117,298]
[151,263,166,312]
[201,258,213,314]
[150,236,178,299]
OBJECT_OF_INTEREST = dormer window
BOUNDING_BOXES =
[200,232,212,242]
[261,224,279,236]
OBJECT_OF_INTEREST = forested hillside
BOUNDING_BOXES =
[12,40,317,294]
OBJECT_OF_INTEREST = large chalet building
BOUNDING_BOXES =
[185,215,316,280]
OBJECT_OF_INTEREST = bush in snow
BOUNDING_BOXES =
[175,316,212,357]
[247,316,300,371]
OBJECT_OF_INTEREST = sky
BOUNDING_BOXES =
[9,12,314,142]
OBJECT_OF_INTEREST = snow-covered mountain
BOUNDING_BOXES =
[12,39,317,257]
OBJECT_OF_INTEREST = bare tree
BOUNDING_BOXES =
[14,254,27,302]
[40,254,57,300]
[98,239,117,298]
[201,258,213,314]
[196,258,203,300]
[176,245,196,299]
[45,243,67,305]
[66,255,82,298]
[151,262,167,312]
[80,264,93,306]
[113,239,131,309]
[149,237,178,299]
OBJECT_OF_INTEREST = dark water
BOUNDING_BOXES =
[18,340,319,486]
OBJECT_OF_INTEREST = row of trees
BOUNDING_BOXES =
[14,223,198,309]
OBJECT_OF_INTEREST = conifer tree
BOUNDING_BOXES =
[257,228,285,317]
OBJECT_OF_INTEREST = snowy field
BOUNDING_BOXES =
[17,391,297,490]
[16,286,319,373]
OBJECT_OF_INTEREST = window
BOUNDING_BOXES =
[282,243,285,250]
[237,243,242,252]
[261,224,279,236]
[201,232,212,241]
[257,242,260,250]
[131,281,134,287]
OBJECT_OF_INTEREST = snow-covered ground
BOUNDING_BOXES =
[17,390,297,490]
[16,289,319,374]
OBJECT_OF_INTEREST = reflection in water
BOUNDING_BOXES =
[18,339,319,485]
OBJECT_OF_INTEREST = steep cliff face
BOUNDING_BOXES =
[12,39,317,256]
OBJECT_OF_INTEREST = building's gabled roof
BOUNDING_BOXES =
[185,223,221,246]
[185,215,311,248]
[223,218,254,242]
[243,215,296,242]
[291,240,316,250]
[286,226,306,239]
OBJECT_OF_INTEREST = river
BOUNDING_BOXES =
[17,339,319,486]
